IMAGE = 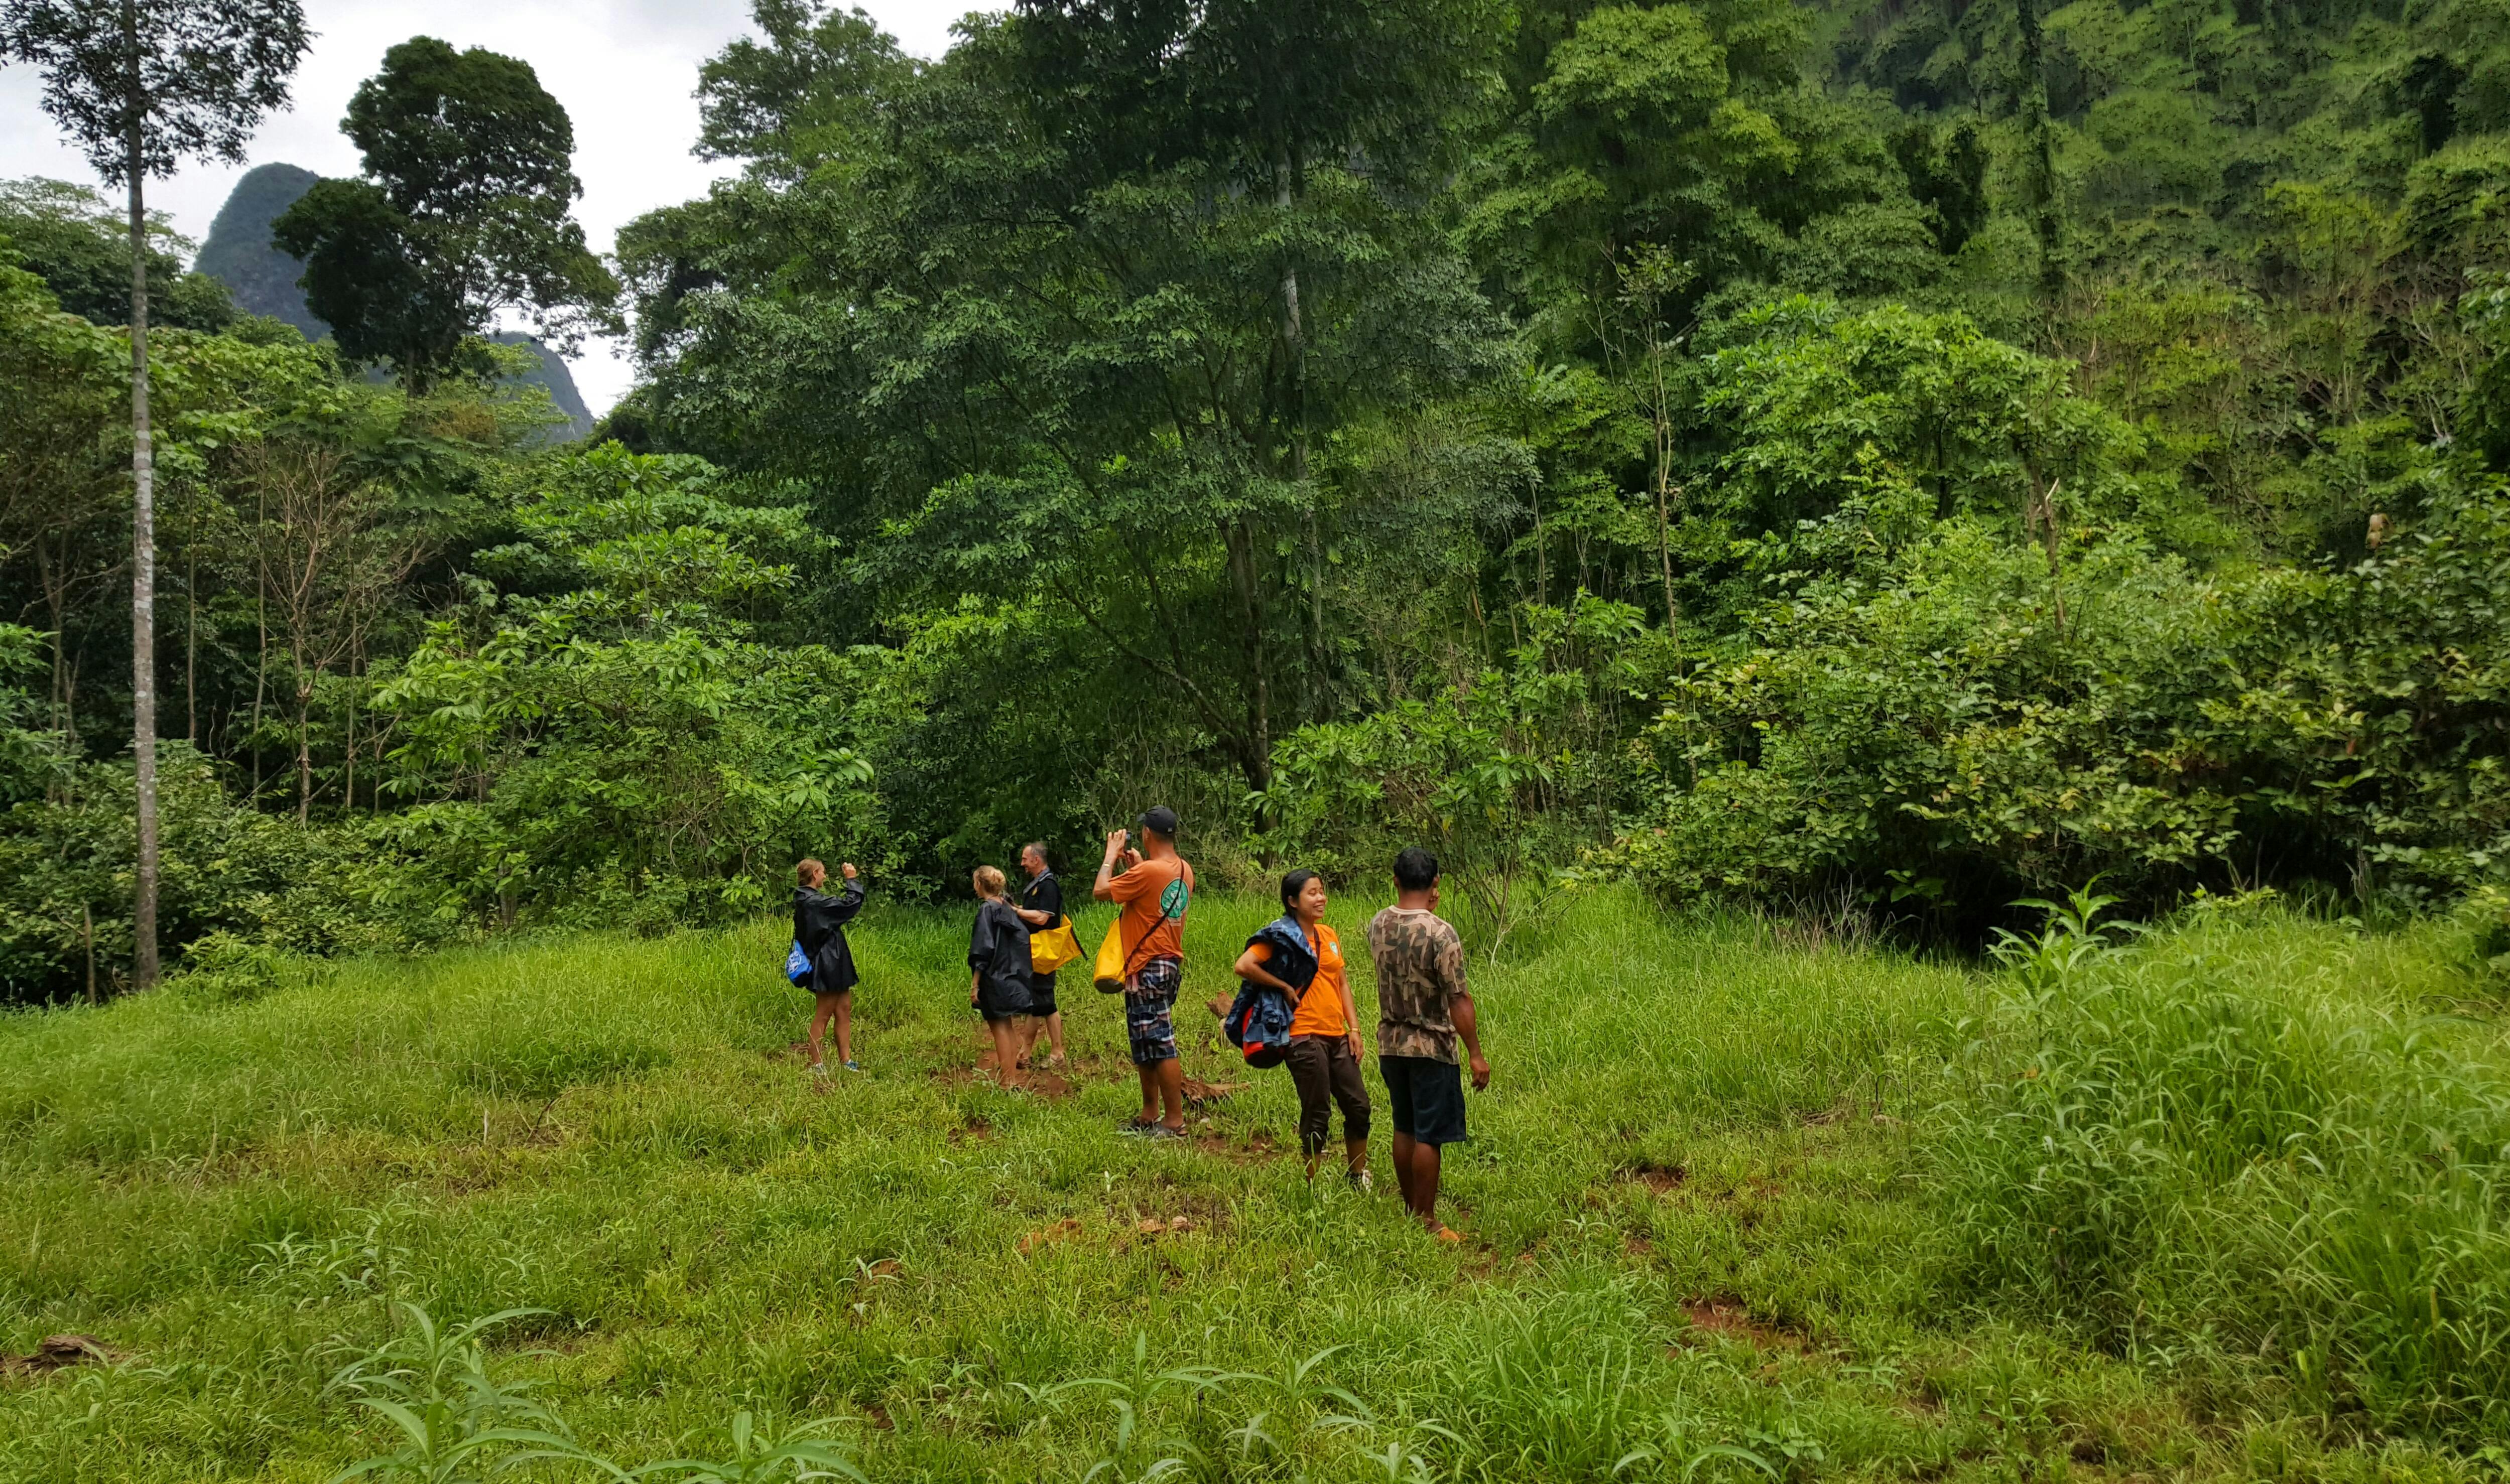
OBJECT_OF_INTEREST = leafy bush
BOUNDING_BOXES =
[1260,594,1658,943]
[0,747,452,1003]
[1608,303,2510,927]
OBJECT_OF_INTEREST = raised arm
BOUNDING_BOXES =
[827,864,867,924]
[1092,829,1135,901]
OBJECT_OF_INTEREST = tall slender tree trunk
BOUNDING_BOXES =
[1649,345,1681,650]
[343,653,358,813]
[123,45,161,992]
[1224,517,1274,798]
[252,486,268,800]
[1276,149,1327,719]
[2018,0,2063,301]
[185,537,197,743]
[295,681,313,823]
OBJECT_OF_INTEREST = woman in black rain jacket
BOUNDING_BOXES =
[794,858,867,1075]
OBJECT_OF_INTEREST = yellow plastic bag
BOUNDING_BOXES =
[1092,918,1130,993]
[1030,917,1081,975]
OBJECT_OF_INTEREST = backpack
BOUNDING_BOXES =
[785,939,812,987]
[1221,984,1298,1068]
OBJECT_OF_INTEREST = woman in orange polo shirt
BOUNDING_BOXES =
[1234,869,1372,1188]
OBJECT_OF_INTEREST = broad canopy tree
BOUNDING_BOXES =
[627,0,1521,795]
[275,36,620,388]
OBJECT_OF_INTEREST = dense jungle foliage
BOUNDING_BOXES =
[12,0,2510,1002]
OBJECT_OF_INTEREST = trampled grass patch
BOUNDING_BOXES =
[0,889,2498,1480]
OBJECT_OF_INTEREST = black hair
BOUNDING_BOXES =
[1392,847,1439,892]
[1022,841,1052,869]
[1280,868,1322,914]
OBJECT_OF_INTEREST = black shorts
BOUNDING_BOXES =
[1028,971,1059,1018]
[1379,1054,1467,1146]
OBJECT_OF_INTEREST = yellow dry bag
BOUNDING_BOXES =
[1092,918,1130,993]
[1030,917,1081,975]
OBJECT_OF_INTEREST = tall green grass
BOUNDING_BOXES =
[2,885,2498,1478]
[1936,902,2510,1440]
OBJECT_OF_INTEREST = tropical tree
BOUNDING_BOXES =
[0,176,234,330]
[274,36,620,388]
[628,5,1520,795]
[1,0,311,987]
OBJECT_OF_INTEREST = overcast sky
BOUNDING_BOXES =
[1,0,974,415]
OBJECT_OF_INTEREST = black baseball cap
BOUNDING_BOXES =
[1138,805,1180,837]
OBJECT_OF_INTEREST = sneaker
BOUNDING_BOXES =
[1119,1118,1160,1137]
[1348,1170,1374,1193]
[811,1061,830,1080]
[1146,1123,1188,1141]
[843,1059,860,1073]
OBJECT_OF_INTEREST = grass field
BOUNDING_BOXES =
[3,887,2506,1481]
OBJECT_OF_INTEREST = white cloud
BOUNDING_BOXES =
[2,0,976,416]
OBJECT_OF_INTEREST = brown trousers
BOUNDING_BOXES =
[1283,1034,1372,1156]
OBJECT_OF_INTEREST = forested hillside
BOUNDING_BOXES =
[9,0,2510,1002]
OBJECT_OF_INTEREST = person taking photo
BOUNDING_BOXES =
[1095,806,1194,1138]
[792,859,866,1076]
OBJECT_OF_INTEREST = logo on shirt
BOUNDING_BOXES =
[1160,876,1190,921]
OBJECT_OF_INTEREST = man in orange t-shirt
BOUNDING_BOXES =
[1095,805,1195,1137]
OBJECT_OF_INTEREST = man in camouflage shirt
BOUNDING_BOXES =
[1366,847,1491,1241]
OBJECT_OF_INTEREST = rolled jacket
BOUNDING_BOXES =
[1223,914,1316,1069]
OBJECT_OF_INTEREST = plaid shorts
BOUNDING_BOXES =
[1123,956,1183,1065]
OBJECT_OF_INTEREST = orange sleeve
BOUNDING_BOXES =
[1107,866,1154,903]
[1249,943,1273,964]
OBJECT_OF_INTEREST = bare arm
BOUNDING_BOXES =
[1016,907,1052,926]
[1233,945,1301,998]
[1452,991,1489,1089]
[1092,829,1132,901]
[1440,931,1488,1089]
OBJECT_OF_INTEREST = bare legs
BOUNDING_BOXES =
[1019,1012,1066,1068]
[1390,1132,1451,1235]
[1305,1135,1368,1183]
[1136,1058,1185,1130]
[808,991,853,1069]
[984,1017,1026,1090]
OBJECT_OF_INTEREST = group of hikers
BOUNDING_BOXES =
[786,807,1493,1241]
